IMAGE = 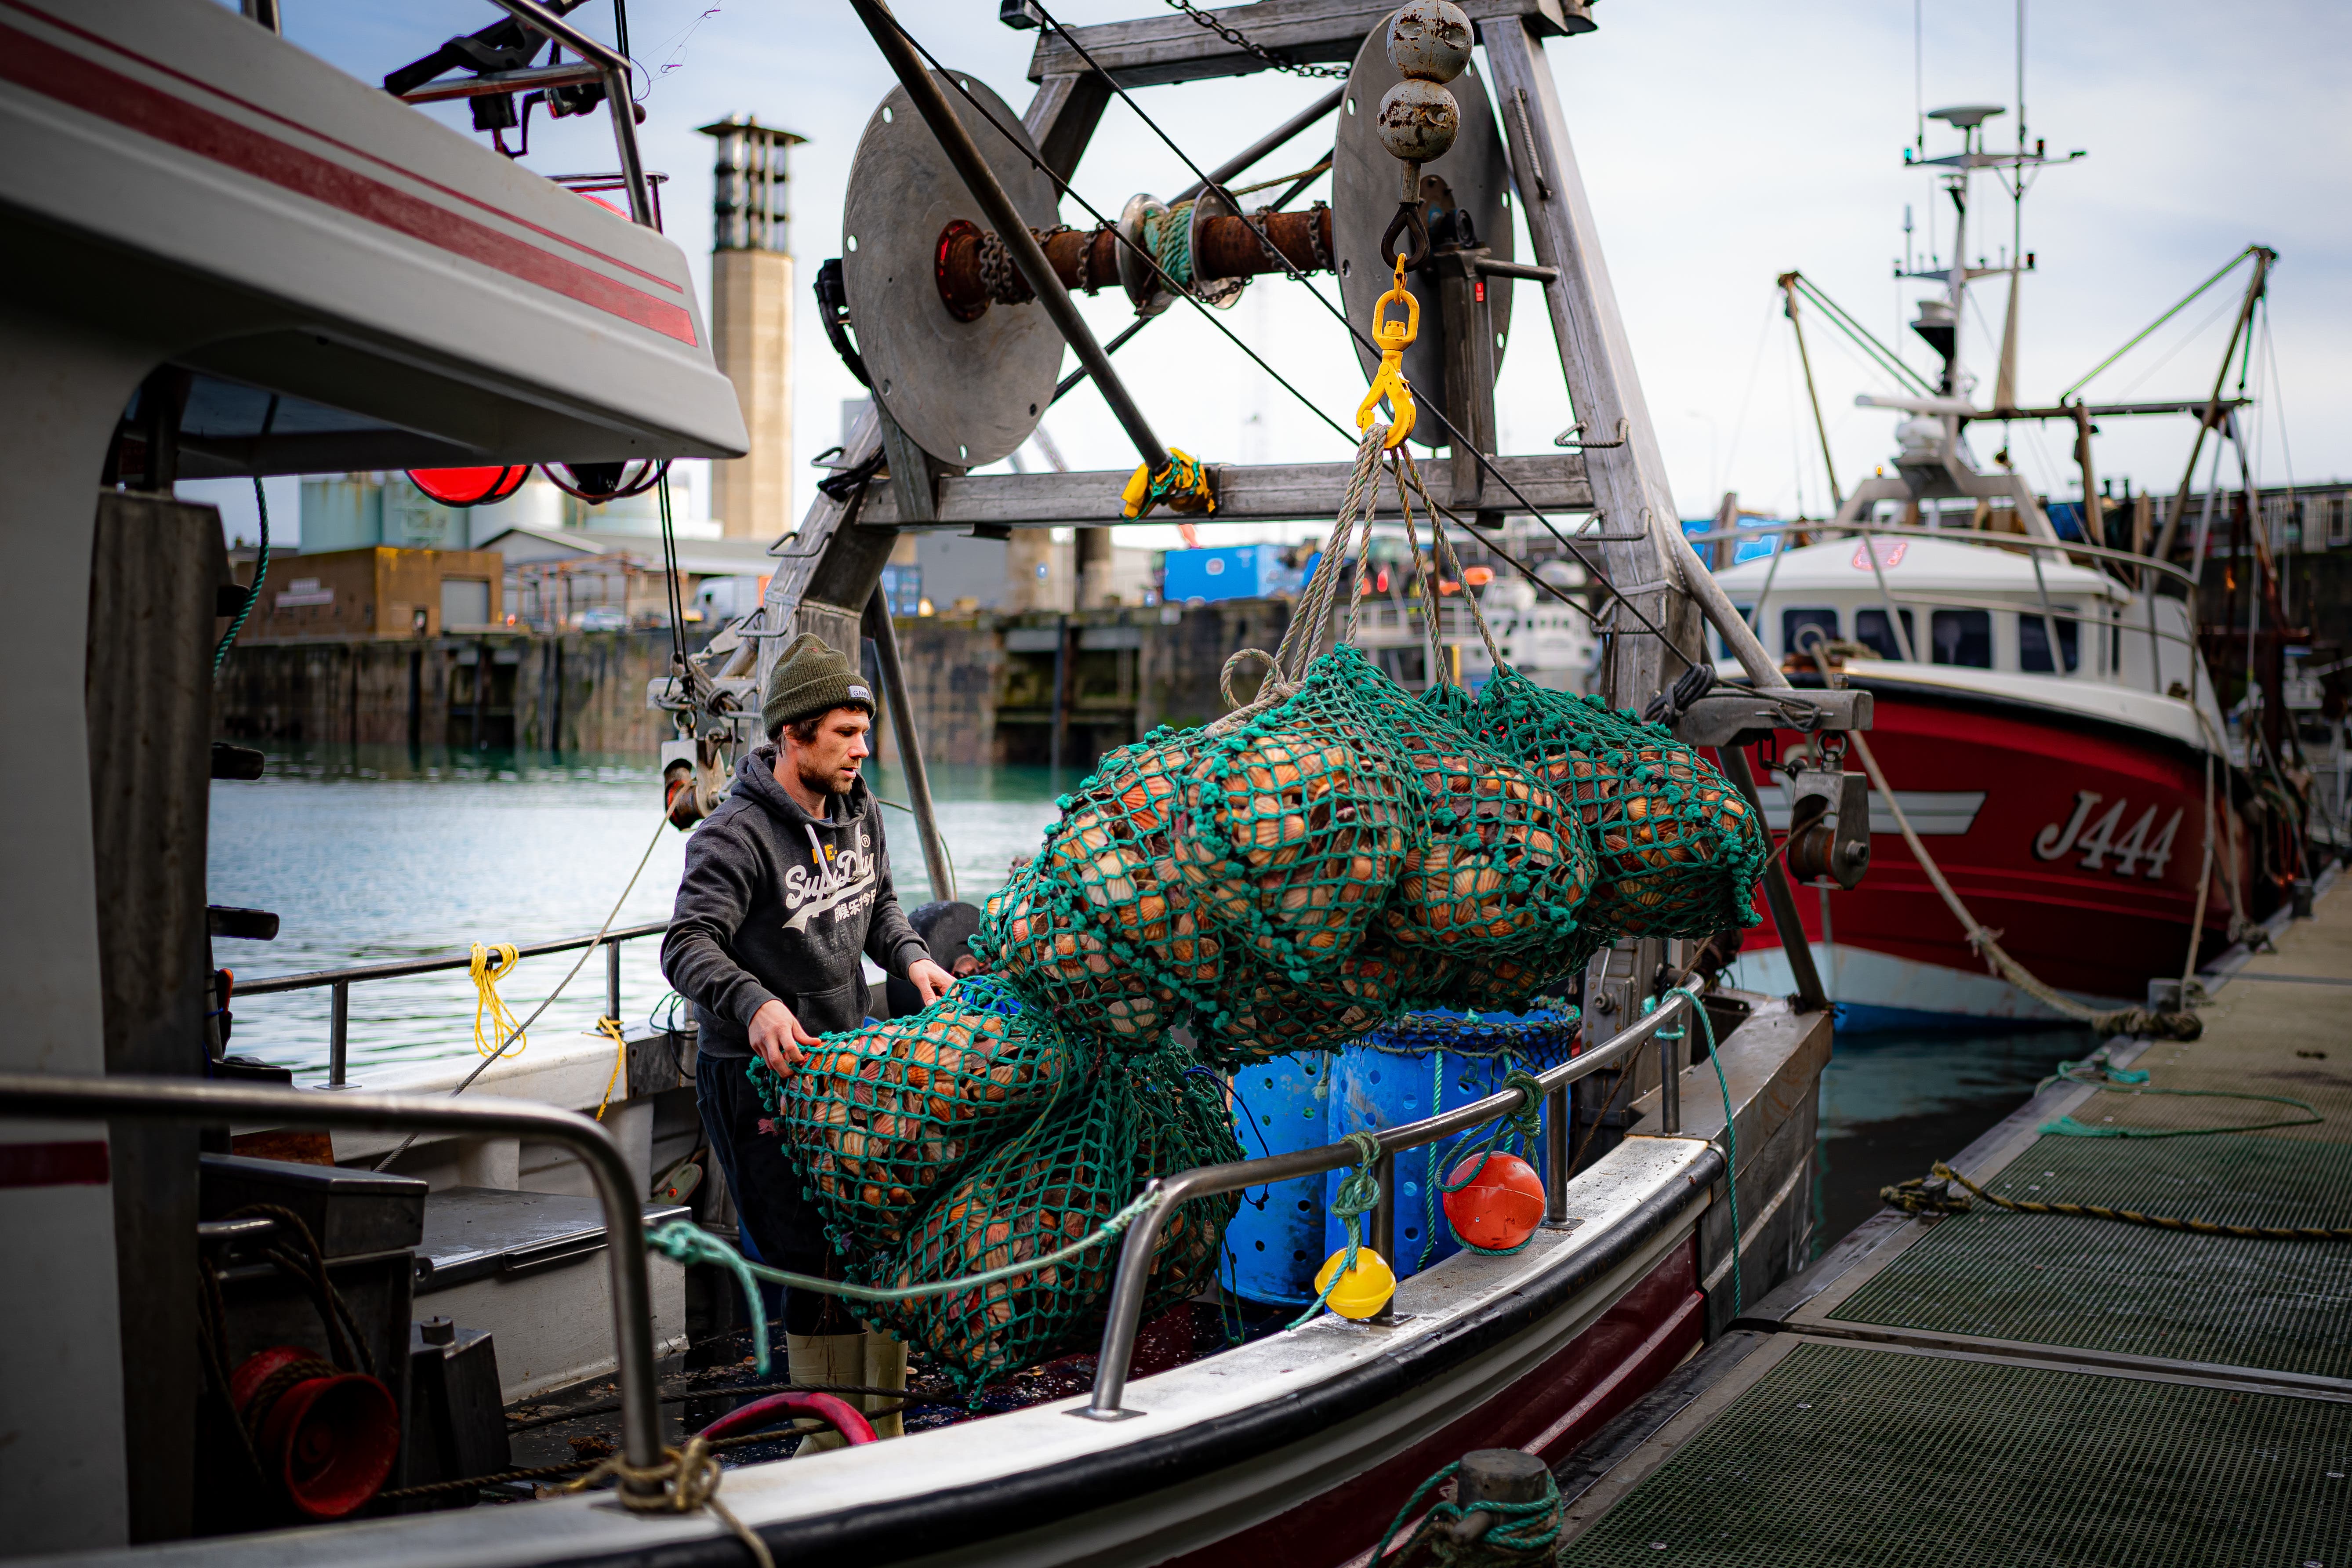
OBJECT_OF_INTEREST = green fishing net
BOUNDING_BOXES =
[749,975,1083,1253]
[1170,646,1417,977]
[1355,671,1596,958]
[973,733,1229,1037]
[1194,936,1414,1066]
[858,1047,1240,1397]
[1476,668,1767,937]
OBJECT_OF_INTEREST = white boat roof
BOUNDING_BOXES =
[1712,534,2127,602]
[1,0,747,470]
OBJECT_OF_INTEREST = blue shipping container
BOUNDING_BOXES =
[1163,544,1299,604]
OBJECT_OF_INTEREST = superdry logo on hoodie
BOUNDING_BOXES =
[780,826,878,935]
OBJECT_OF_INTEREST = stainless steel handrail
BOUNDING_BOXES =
[1684,517,2199,590]
[485,0,654,228]
[234,921,669,996]
[0,1074,667,1495]
[1077,991,1704,1420]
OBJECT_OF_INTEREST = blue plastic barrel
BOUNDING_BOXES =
[1220,1052,1335,1306]
[1323,1009,1576,1281]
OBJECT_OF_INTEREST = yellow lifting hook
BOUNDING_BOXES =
[1354,257,1419,450]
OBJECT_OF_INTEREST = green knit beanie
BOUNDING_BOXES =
[762,632,875,739]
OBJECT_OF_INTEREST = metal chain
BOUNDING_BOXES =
[976,231,1034,305]
[1154,0,1349,77]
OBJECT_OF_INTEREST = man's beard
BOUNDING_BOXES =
[796,758,853,797]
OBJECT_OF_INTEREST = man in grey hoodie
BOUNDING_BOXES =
[662,632,953,1440]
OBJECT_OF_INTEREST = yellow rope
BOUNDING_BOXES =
[592,1016,628,1122]
[469,943,527,1061]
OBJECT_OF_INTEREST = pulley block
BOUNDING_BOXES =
[1333,7,1517,448]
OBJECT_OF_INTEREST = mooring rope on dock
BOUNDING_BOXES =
[1880,1159,2352,1240]
[1369,1458,1563,1568]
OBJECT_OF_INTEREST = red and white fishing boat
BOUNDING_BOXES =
[1707,102,2265,1028]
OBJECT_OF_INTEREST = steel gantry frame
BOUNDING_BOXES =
[750,0,1784,717]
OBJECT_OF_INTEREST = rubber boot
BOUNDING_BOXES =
[785,1332,864,1455]
[863,1332,907,1440]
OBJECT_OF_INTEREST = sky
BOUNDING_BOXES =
[203,0,2352,545]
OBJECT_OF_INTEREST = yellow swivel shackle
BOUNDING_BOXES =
[1354,257,1419,450]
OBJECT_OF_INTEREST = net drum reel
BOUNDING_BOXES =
[1333,4,1518,450]
[841,72,1064,468]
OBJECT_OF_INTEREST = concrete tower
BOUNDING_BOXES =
[699,116,803,540]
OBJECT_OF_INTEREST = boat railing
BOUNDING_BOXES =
[1682,517,2198,589]
[1080,988,1709,1420]
[386,0,659,229]
[235,921,670,1089]
[1684,518,2204,697]
[0,1073,669,1497]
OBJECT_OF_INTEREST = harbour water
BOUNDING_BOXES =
[210,746,2092,1254]
[208,747,1060,1085]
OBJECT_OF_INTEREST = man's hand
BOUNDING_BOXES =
[748,999,819,1075]
[907,958,957,1006]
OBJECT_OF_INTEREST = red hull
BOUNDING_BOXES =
[1732,682,2242,1011]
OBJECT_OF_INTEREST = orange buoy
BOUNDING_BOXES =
[1441,1151,1546,1252]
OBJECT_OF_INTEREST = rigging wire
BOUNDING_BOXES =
[2058,247,2256,403]
[984,0,1692,659]
[875,6,1688,660]
[2115,290,2245,402]
[1714,290,1780,505]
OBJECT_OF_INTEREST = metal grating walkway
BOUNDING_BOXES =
[1559,1339,2352,1568]
[1825,1132,2352,1379]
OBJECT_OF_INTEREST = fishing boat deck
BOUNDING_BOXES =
[1550,869,2352,1565]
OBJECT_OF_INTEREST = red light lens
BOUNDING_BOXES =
[407,466,529,507]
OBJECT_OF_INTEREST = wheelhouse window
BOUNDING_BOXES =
[1854,607,1914,661]
[1930,608,1993,668]
[1782,607,1838,660]
[2018,609,2080,674]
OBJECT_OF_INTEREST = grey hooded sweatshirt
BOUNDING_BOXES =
[661,745,928,1058]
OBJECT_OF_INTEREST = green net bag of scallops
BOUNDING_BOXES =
[859,1045,1240,1398]
[748,974,1083,1255]
[1476,669,1768,937]
[1164,646,1421,980]
[973,735,1227,1044]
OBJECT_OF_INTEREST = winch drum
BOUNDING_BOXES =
[840,72,1063,468]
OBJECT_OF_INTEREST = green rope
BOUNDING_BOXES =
[1425,1067,1547,1263]
[646,1187,1159,1313]
[1369,1458,1563,1566]
[1149,201,1196,288]
[1289,1131,1383,1329]
[1658,985,1741,1314]
[2037,1054,2323,1139]
[212,476,269,675]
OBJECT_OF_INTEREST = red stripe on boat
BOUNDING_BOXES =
[0,13,698,345]
[0,1140,110,1188]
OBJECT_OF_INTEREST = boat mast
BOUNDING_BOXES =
[1778,272,1843,513]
